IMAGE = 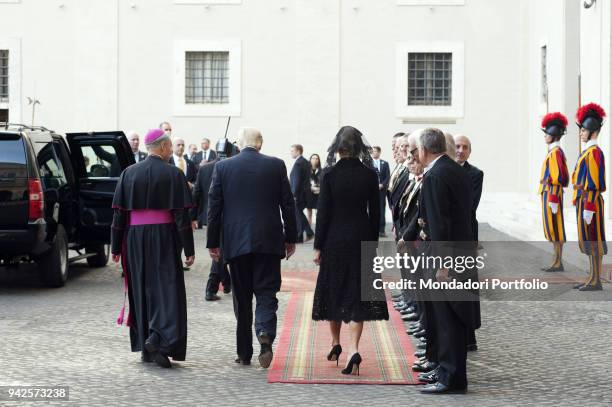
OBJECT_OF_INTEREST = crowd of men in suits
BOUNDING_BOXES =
[387,128,484,394]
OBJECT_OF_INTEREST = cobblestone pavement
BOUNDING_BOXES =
[0,225,611,406]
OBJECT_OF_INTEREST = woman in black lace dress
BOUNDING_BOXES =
[312,126,389,376]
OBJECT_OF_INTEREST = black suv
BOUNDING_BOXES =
[0,124,134,287]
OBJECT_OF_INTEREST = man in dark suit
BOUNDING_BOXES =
[207,127,297,368]
[128,131,148,163]
[389,135,412,238]
[454,134,483,353]
[290,144,314,243]
[416,128,478,394]
[196,137,217,166]
[169,137,197,185]
[192,158,232,300]
[371,146,391,237]
[186,143,201,167]
[454,135,484,242]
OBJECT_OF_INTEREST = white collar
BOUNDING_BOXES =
[173,154,182,161]
[548,141,561,151]
[584,139,598,149]
[423,154,444,174]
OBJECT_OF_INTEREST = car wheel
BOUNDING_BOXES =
[86,244,109,268]
[38,225,69,288]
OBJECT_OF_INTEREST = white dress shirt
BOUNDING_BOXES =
[173,154,186,175]
[423,154,444,174]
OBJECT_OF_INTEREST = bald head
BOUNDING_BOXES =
[172,137,185,156]
[454,134,472,165]
[127,131,140,153]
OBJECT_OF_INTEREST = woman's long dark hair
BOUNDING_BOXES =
[309,154,322,171]
[325,126,373,168]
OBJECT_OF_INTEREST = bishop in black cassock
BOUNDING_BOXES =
[111,128,195,369]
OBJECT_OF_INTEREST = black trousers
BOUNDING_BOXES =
[431,300,468,389]
[295,202,314,240]
[228,253,282,362]
[379,190,387,232]
[206,255,231,295]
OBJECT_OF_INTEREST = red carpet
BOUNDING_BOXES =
[268,292,421,385]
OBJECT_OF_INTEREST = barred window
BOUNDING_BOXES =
[0,50,8,103]
[407,52,452,106]
[185,51,229,104]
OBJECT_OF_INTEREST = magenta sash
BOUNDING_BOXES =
[129,209,173,226]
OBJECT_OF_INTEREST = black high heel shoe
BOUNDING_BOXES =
[327,344,342,366]
[341,353,362,376]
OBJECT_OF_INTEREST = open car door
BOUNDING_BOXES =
[66,131,135,244]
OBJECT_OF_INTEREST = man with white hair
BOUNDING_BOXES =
[207,127,297,368]
[127,131,147,163]
[415,128,477,394]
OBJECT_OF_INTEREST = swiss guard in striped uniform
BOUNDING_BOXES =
[539,112,569,272]
[572,103,607,291]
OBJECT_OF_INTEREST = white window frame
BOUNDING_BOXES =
[173,39,241,117]
[395,41,464,120]
[0,0,22,3]
[397,0,465,5]
[0,38,21,122]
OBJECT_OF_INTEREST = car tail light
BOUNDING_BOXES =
[28,179,45,221]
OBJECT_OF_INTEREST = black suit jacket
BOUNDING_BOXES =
[290,156,311,206]
[418,154,478,328]
[169,155,197,184]
[196,149,217,166]
[207,147,297,260]
[133,151,147,163]
[186,153,202,168]
[192,159,218,224]
[462,161,484,241]
[374,159,391,191]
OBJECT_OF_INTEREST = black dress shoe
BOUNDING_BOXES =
[408,322,421,329]
[400,307,415,315]
[235,357,251,365]
[416,342,427,350]
[144,333,160,353]
[141,352,154,363]
[412,360,438,372]
[305,234,314,243]
[467,343,478,352]
[414,349,426,358]
[573,283,585,289]
[579,283,603,291]
[205,293,221,301]
[154,353,172,368]
[223,287,232,294]
[413,329,427,338]
[420,381,466,394]
[417,370,439,384]
[541,264,564,272]
[259,343,273,368]
[258,332,273,368]
[401,313,419,322]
